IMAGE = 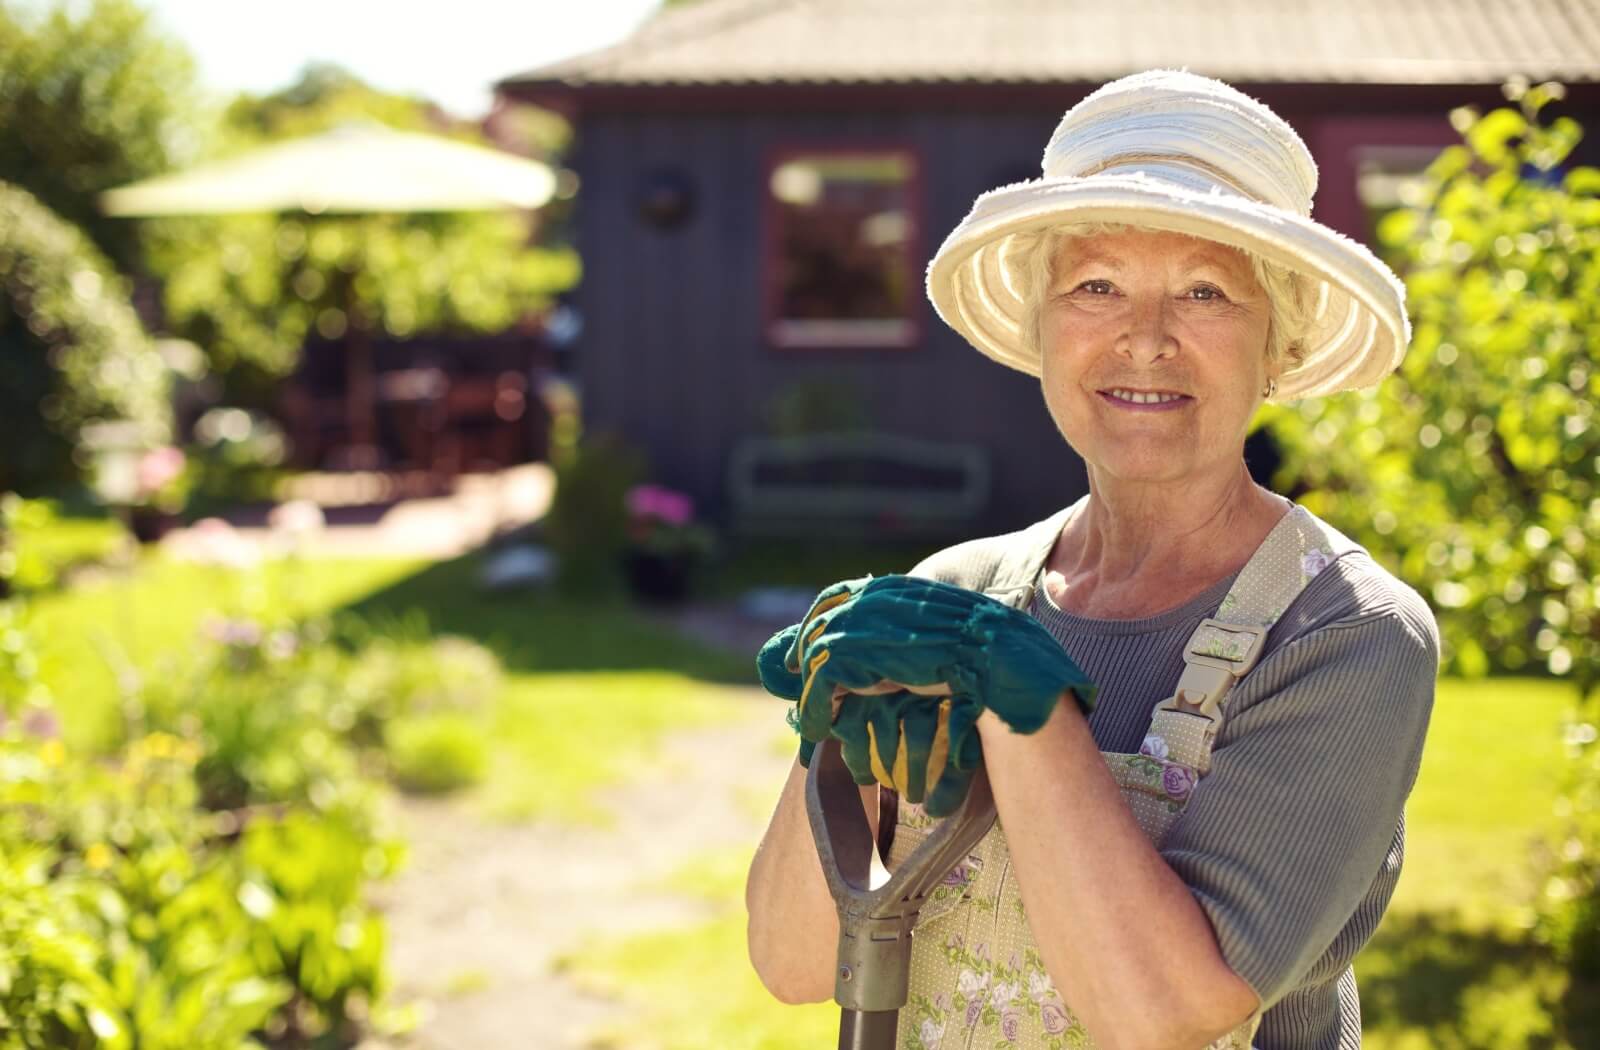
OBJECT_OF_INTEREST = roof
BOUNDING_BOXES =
[502,0,1600,88]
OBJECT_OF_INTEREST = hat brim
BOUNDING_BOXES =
[925,174,1410,401]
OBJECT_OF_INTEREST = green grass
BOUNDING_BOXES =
[565,677,1592,1049]
[28,546,760,821]
[481,673,745,824]
[28,553,424,751]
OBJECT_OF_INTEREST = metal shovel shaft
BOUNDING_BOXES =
[805,737,997,1050]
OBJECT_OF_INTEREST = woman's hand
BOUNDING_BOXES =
[759,576,1096,815]
[785,575,1096,742]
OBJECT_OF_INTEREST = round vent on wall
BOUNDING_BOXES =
[636,168,697,231]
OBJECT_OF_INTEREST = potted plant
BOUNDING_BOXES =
[621,483,716,603]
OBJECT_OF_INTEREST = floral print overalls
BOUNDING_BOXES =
[887,504,1346,1050]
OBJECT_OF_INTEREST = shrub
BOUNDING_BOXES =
[385,713,488,795]
[543,433,646,596]
[0,181,171,494]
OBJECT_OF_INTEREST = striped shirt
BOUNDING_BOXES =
[911,507,1439,1049]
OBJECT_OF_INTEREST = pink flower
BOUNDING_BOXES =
[1139,734,1169,760]
[1040,1001,1070,1035]
[1162,764,1197,802]
[964,999,982,1027]
[20,706,60,740]
[135,446,185,498]
[626,484,694,526]
[1000,1007,1021,1042]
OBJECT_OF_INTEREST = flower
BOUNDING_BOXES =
[135,445,186,506]
[919,1018,945,1047]
[964,999,982,1027]
[1139,734,1169,760]
[1040,1001,1071,1035]
[623,484,715,561]
[1302,549,1332,578]
[1027,970,1055,1002]
[957,968,989,999]
[990,980,1021,1008]
[1000,1007,1022,1042]
[1162,764,1197,802]
[627,483,695,525]
[20,705,61,740]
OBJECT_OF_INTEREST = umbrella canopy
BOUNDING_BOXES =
[99,121,557,216]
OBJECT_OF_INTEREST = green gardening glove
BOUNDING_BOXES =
[756,623,818,766]
[831,690,982,817]
[760,624,979,816]
[785,575,1096,747]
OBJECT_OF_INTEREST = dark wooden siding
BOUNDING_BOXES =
[567,89,1600,536]
[574,105,1089,534]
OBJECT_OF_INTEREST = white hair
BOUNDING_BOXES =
[1015,221,1315,375]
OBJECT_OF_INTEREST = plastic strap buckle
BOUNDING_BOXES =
[1154,619,1269,721]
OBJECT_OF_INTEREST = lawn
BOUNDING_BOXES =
[564,676,1592,1050]
[27,544,754,821]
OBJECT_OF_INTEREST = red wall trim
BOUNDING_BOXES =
[759,140,926,356]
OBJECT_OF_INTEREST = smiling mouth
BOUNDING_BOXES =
[1099,387,1192,405]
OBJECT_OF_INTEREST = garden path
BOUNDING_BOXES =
[371,684,791,1050]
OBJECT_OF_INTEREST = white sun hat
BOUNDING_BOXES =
[925,69,1410,402]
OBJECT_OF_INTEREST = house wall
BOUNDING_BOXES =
[574,106,1090,534]
[565,90,1600,535]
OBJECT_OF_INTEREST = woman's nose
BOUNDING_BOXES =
[1117,294,1177,365]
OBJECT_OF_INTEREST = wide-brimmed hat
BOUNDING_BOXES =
[925,69,1410,402]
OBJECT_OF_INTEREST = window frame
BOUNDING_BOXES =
[760,142,925,352]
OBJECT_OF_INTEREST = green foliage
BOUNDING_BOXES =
[1271,84,1596,692]
[138,66,579,383]
[0,0,202,270]
[386,713,487,795]
[0,732,294,1050]
[544,433,647,596]
[0,181,172,493]
[235,810,400,1043]
[1269,81,1600,1025]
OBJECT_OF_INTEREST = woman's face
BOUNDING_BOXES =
[1037,227,1274,490]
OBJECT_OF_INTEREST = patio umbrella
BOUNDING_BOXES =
[100,122,558,462]
[100,121,556,215]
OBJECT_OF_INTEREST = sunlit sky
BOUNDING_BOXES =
[136,0,663,118]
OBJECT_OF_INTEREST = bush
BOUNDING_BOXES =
[0,181,172,495]
[0,732,293,1050]
[1268,81,1599,1040]
[543,433,645,596]
[385,713,488,795]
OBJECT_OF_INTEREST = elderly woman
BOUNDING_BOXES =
[745,70,1438,1050]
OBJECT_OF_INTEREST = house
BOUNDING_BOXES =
[498,0,1600,533]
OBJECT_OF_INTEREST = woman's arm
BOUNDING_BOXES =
[981,597,1439,1050]
[745,759,879,1004]
[977,701,1258,1050]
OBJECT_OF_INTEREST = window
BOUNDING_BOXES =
[764,148,919,349]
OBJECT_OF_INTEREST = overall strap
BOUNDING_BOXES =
[1145,504,1354,773]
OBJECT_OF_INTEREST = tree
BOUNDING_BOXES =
[1268,81,1599,1029]
[0,181,171,494]
[0,0,202,271]
[1271,82,1597,697]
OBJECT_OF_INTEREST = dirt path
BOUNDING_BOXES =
[371,684,792,1050]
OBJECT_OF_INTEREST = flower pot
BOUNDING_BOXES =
[623,550,694,604]
[128,507,179,544]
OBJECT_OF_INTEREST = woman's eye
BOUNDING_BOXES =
[1076,280,1114,295]
[1187,284,1225,301]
